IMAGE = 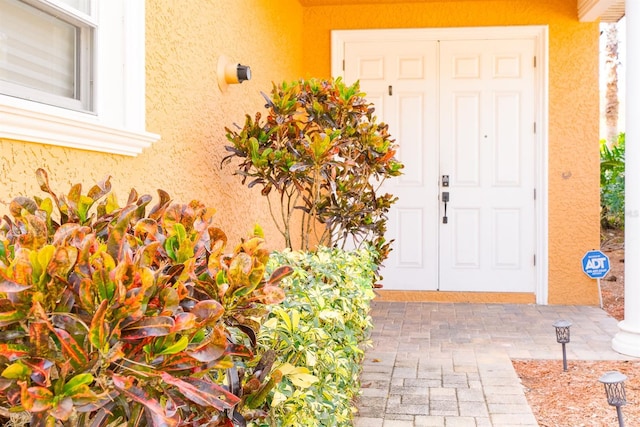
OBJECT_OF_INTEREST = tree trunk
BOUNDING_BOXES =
[604,23,620,147]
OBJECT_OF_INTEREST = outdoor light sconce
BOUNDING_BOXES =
[599,370,627,427]
[217,55,251,92]
[552,319,572,371]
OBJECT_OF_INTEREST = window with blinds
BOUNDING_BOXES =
[0,0,95,112]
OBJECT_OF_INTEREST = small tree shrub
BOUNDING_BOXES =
[223,78,403,264]
[601,133,625,229]
[0,169,291,426]
[250,247,377,426]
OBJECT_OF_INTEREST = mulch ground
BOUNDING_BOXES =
[513,229,639,426]
[513,360,640,426]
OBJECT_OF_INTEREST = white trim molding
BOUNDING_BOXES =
[0,0,160,156]
[613,0,640,357]
[0,101,158,156]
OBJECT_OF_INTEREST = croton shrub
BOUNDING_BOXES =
[0,169,291,426]
[252,246,378,426]
[224,78,403,264]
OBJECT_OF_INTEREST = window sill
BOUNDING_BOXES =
[0,98,160,157]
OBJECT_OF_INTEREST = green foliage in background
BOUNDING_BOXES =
[250,247,377,426]
[601,133,625,229]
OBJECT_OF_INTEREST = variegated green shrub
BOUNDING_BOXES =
[251,247,377,426]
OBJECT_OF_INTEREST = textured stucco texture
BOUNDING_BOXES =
[0,0,600,305]
[0,0,304,249]
[301,0,601,305]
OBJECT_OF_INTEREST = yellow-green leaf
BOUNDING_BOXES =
[62,373,94,396]
[1,362,31,379]
[277,363,318,389]
[158,336,189,355]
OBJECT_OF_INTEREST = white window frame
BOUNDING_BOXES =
[0,0,159,156]
[0,0,96,112]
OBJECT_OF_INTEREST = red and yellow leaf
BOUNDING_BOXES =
[160,372,240,411]
[171,312,197,332]
[256,285,286,305]
[112,374,179,427]
[89,299,110,352]
[0,299,26,326]
[186,326,227,363]
[191,300,224,325]
[267,265,294,285]
[120,316,175,340]
[46,245,78,278]
[19,381,53,412]
[52,328,88,371]
[0,343,30,361]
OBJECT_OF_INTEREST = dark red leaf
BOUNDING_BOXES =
[160,372,240,411]
[226,343,253,358]
[121,316,174,340]
[191,300,224,324]
[0,278,31,293]
[112,374,179,427]
[267,265,294,285]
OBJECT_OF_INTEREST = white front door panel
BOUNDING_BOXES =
[438,40,536,292]
[342,33,537,293]
[344,40,439,290]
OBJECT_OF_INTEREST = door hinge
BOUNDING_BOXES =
[534,188,536,200]
[342,59,345,71]
[388,85,393,96]
[533,122,536,133]
[534,56,537,68]
[533,254,536,266]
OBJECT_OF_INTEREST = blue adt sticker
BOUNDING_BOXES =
[582,250,610,279]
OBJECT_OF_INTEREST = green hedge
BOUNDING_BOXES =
[252,247,378,426]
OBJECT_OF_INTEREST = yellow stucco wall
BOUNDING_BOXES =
[0,0,303,248]
[300,0,601,305]
[0,0,601,305]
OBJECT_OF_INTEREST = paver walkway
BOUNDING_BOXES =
[355,302,635,427]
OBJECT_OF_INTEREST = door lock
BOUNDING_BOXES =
[442,175,450,187]
[442,191,449,224]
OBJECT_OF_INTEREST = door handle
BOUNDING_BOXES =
[442,191,449,224]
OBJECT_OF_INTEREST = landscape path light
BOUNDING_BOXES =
[599,370,628,427]
[552,319,572,371]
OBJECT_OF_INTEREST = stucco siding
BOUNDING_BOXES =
[0,0,601,305]
[0,0,304,248]
[301,0,601,304]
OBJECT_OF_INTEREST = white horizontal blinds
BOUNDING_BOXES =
[0,0,95,111]
[0,0,76,98]
[57,0,91,14]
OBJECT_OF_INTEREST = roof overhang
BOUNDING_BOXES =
[578,0,625,22]
[299,0,626,23]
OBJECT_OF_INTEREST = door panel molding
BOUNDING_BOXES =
[332,26,549,304]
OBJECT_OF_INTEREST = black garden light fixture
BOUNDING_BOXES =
[599,370,628,427]
[552,319,572,371]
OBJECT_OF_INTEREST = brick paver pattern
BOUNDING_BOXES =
[354,302,635,427]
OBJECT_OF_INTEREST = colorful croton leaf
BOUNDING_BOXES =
[224,78,403,266]
[0,169,291,426]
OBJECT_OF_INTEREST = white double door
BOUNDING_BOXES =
[343,35,536,292]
